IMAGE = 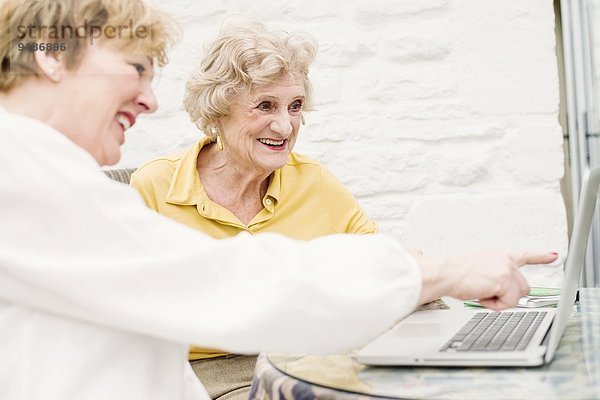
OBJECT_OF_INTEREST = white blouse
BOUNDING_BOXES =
[0,109,421,400]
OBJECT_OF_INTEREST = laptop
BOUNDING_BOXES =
[354,166,600,367]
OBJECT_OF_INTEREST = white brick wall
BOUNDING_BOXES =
[117,0,567,286]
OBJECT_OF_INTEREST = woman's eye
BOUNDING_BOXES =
[132,63,145,76]
[256,101,272,111]
[289,101,303,113]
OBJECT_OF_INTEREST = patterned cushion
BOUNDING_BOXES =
[104,168,137,184]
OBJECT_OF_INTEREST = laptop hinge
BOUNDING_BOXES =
[540,321,554,346]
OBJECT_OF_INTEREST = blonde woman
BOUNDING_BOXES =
[0,1,557,398]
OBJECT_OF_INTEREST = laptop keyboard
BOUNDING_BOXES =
[440,311,548,352]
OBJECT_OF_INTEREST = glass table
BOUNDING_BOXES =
[250,288,600,400]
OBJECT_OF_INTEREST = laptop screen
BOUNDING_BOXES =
[545,166,600,362]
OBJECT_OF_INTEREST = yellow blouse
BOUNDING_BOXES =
[130,137,377,360]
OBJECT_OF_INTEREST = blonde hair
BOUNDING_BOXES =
[183,21,317,137]
[0,0,177,92]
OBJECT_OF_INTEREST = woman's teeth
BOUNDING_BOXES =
[258,138,285,146]
[117,114,131,130]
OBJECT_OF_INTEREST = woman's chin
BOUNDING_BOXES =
[254,158,287,174]
[252,150,289,171]
[98,149,122,166]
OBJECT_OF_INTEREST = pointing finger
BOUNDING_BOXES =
[512,251,558,267]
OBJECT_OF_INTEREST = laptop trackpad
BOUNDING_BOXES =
[395,324,446,337]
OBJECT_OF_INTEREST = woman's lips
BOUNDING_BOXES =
[257,138,287,151]
[116,111,136,131]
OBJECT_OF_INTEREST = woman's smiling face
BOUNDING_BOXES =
[218,74,305,175]
[58,43,157,166]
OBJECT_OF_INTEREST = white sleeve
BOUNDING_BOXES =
[0,114,422,355]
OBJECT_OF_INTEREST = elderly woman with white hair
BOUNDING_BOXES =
[130,21,378,400]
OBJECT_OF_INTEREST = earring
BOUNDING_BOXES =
[210,125,224,151]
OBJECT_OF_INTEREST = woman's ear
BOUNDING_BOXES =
[33,50,63,82]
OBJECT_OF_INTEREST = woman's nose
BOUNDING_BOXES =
[270,110,292,136]
[137,83,158,114]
